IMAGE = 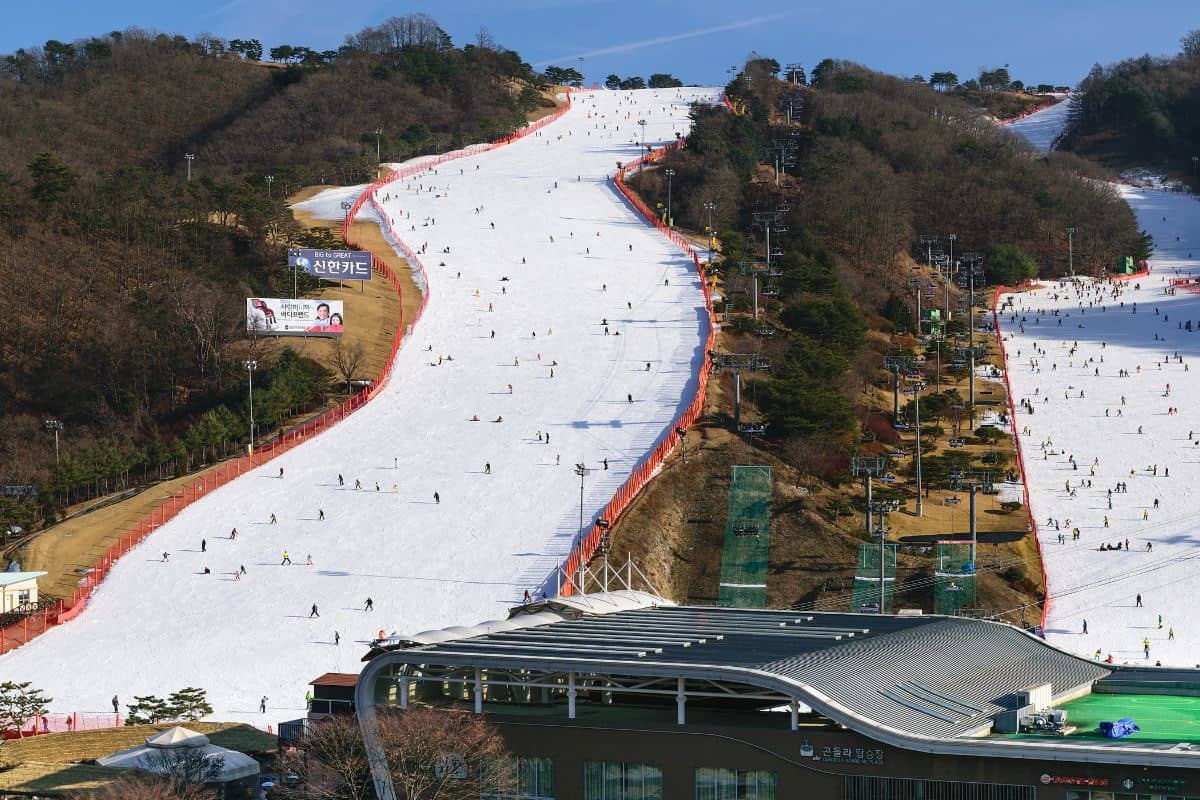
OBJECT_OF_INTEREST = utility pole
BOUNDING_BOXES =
[244,360,258,454]
[912,381,927,517]
[265,174,274,200]
[184,153,194,183]
[1067,226,1075,277]
[951,470,993,566]
[713,353,769,430]
[664,169,675,227]
[43,419,63,464]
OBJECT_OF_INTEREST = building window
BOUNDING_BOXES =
[17,589,30,605]
[486,756,555,799]
[695,768,776,800]
[843,776,1035,800]
[584,761,662,800]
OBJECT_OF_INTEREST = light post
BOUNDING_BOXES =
[578,56,585,87]
[906,278,924,333]
[574,463,593,543]
[265,174,274,200]
[374,128,383,176]
[703,201,716,264]
[184,153,194,183]
[637,119,647,153]
[676,427,687,462]
[244,360,258,454]
[43,419,63,464]
[664,168,675,227]
[1067,226,1075,277]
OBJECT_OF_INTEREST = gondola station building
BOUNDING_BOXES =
[353,591,1200,800]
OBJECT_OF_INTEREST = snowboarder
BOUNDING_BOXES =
[1082,619,1088,635]
[240,565,246,575]
[279,467,284,479]
[334,631,341,646]
[484,462,491,474]
[310,604,320,618]
[230,528,238,540]
[434,491,440,504]
[1136,594,1143,607]
[355,479,362,490]
[627,393,633,403]
[364,597,374,611]
[269,513,277,524]
[281,551,292,566]
[260,696,268,713]
[201,539,206,553]
[162,552,170,562]
[523,589,532,603]
[1170,628,1176,640]
[318,509,325,521]
[306,554,313,566]
[338,474,344,486]
[603,458,609,470]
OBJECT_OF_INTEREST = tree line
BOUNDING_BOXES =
[0,15,555,530]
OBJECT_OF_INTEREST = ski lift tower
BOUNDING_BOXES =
[919,234,938,274]
[906,277,926,334]
[851,455,889,560]
[957,254,986,422]
[712,352,770,429]
[908,381,928,517]
[950,469,993,565]
[870,498,901,613]
[736,261,771,320]
[882,352,914,423]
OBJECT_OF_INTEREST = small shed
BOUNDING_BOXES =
[309,673,358,717]
[0,572,46,612]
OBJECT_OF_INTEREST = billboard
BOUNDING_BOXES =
[288,249,372,281]
[247,298,344,336]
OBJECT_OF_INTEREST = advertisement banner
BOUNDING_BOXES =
[247,298,345,336]
[288,249,372,281]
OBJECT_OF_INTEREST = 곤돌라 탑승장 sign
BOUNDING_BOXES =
[288,249,372,280]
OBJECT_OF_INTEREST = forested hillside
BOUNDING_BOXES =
[619,58,1142,610]
[0,16,552,528]
[1063,30,1200,182]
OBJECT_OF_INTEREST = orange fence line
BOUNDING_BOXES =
[991,284,1047,630]
[557,136,717,597]
[0,92,577,656]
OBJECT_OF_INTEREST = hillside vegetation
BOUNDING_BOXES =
[1064,30,1200,183]
[617,58,1141,615]
[0,16,552,529]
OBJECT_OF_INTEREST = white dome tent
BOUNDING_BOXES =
[96,726,260,783]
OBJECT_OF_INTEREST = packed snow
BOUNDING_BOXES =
[1004,100,1200,667]
[1004,94,1070,153]
[1,87,720,723]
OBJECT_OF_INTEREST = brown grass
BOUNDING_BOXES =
[0,760,128,794]
[0,722,276,767]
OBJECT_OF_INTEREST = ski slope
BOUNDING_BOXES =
[1004,99,1200,666]
[1005,94,1070,153]
[0,87,720,723]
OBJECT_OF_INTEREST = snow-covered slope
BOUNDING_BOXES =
[1005,95,1070,153]
[998,178,1200,664]
[0,87,720,723]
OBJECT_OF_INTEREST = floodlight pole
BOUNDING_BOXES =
[638,119,647,152]
[664,169,675,227]
[945,233,956,324]
[244,360,258,454]
[43,419,63,464]
[374,128,383,176]
[1067,226,1075,277]
[184,153,194,183]
[574,463,592,547]
[907,278,923,333]
[704,201,716,265]
[265,174,274,200]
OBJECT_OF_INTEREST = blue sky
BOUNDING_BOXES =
[1,0,1197,87]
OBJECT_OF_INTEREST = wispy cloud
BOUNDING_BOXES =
[532,10,805,67]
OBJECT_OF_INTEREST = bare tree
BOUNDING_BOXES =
[375,707,516,800]
[76,773,215,800]
[275,715,374,800]
[279,708,513,800]
[329,339,367,394]
[142,745,226,796]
